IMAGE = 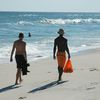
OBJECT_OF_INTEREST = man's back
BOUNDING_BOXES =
[14,39,26,55]
[55,36,67,52]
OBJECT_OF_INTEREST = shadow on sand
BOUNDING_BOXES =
[28,80,68,93]
[0,84,21,93]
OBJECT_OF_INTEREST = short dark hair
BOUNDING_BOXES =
[19,32,24,38]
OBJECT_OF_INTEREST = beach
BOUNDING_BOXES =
[0,48,100,100]
[0,11,100,100]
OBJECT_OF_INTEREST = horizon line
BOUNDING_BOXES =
[0,10,100,13]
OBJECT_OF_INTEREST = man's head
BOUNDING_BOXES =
[57,28,64,36]
[19,32,24,39]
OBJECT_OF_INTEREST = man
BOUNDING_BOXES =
[53,29,70,82]
[10,32,27,85]
[28,32,31,37]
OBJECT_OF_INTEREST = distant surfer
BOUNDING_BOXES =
[28,32,31,37]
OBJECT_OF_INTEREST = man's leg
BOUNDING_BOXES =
[15,68,22,85]
[19,69,23,84]
[58,66,63,81]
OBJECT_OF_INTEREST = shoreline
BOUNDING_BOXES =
[0,47,100,64]
[71,46,100,56]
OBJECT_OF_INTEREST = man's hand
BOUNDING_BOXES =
[10,57,13,62]
[68,54,70,59]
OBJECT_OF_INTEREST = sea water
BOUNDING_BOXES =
[0,12,100,63]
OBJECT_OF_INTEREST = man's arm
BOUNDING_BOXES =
[53,39,56,59]
[24,42,27,61]
[66,40,70,59]
[10,42,15,62]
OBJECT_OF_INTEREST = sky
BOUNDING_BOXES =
[0,0,100,12]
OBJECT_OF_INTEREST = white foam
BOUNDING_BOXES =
[40,18,100,25]
[0,42,100,63]
[3,18,100,26]
[0,46,12,63]
[40,18,66,24]
[25,43,50,62]
[16,21,34,25]
[70,44,100,54]
[0,44,44,63]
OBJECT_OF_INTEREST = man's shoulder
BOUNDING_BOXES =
[22,40,26,43]
[63,37,67,41]
[55,37,58,40]
[14,40,19,43]
[55,36,67,42]
[21,41,26,45]
[14,40,26,44]
[23,41,26,45]
[55,36,60,40]
[56,36,67,40]
[54,37,59,42]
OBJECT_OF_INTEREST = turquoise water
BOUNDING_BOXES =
[0,12,100,63]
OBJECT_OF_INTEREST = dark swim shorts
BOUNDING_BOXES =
[15,55,26,69]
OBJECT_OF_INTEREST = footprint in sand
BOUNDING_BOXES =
[19,96,27,99]
[90,82,100,85]
[89,67,100,71]
[89,68,97,71]
[48,71,51,73]
[86,87,95,90]
[86,81,100,91]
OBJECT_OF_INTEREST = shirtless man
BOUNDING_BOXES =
[53,29,70,82]
[10,32,27,85]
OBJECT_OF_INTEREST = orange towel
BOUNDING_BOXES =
[57,52,66,68]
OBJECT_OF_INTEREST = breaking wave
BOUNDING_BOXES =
[40,18,100,24]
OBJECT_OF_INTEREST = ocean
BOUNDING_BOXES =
[0,12,100,63]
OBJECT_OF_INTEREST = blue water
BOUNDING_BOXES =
[0,12,100,63]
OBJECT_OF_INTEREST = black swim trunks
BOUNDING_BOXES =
[15,55,26,69]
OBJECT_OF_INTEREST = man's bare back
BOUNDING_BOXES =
[14,40,26,55]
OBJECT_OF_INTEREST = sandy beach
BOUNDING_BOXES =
[0,48,100,100]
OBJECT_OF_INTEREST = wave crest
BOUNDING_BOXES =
[40,18,100,24]
[16,21,34,25]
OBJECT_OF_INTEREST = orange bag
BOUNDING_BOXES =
[63,59,73,73]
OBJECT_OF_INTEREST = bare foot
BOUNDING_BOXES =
[15,82,19,85]
[19,79,23,84]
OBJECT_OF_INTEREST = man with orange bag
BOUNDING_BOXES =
[53,28,70,82]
